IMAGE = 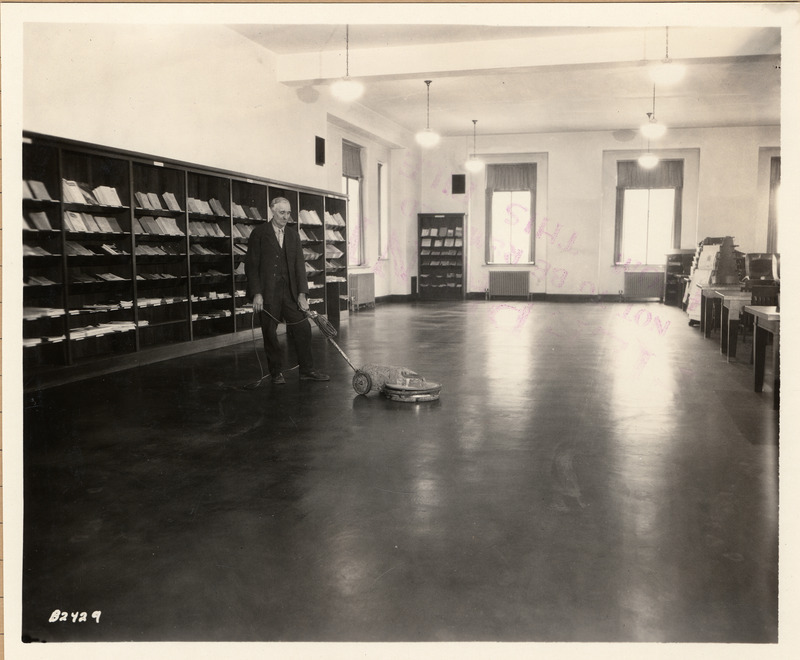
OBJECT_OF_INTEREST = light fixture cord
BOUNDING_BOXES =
[665,26,670,60]
[345,25,350,77]
[472,119,478,156]
[425,80,432,129]
[652,83,656,118]
[646,187,652,259]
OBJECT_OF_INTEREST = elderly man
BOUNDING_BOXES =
[245,196,329,383]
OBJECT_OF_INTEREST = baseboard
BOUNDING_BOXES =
[383,293,634,303]
[25,330,255,392]
[378,292,627,303]
[541,294,623,303]
[620,296,664,303]
[375,294,415,304]
[466,292,623,303]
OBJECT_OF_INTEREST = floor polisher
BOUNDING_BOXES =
[306,311,442,402]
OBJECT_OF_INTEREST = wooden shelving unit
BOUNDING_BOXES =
[21,132,347,389]
[417,213,465,300]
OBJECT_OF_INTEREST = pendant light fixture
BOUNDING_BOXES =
[415,80,440,148]
[650,26,686,86]
[638,141,659,169]
[465,119,484,172]
[331,25,364,102]
[640,84,666,139]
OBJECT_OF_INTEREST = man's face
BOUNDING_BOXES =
[272,202,292,229]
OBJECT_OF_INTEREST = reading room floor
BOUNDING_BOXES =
[21,301,779,644]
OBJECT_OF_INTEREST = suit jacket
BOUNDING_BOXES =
[245,221,309,305]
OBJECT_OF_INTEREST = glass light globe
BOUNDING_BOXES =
[465,157,484,172]
[415,128,440,148]
[641,120,667,139]
[638,153,659,169]
[331,77,364,102]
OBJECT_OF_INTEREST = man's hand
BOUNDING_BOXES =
[298,293,310,313]
[253,293,264,314]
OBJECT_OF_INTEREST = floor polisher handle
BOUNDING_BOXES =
[305,310,358,372]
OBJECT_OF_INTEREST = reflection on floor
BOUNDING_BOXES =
[22,301,779,643]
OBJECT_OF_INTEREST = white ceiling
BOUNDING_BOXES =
[229,24,782,137]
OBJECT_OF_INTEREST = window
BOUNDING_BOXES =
[378,162,388,259]
[342,175,361,267]
[620,189,676,265]
[485,163,536,264]
[342,141,363,267]
[614,160,683,265]
[489,191,533,264]
[767,156,780,253]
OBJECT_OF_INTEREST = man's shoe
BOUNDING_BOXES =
[272,373,286,385]
[300,370,330,381]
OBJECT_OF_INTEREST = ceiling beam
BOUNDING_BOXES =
[276,27,780,85]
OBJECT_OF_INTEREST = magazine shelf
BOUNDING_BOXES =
[22,132,347,388]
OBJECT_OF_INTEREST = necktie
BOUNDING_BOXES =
[278,229,284,247]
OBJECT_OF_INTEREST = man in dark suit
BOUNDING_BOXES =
[245,197,329,384]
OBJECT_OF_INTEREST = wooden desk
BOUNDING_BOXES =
[700,285,741,338]
[743,305,780,410]
[719,291,752,360]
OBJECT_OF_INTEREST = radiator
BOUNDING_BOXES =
[487,271,530,299]
[623,271,664,301]
[349,272,375,309]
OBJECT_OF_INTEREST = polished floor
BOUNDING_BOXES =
[22,301,779,644]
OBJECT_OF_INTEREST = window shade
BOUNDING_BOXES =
[486,163,537,191]
[617,159,683,189]
[485,163,537,263]
[342,141,363,178]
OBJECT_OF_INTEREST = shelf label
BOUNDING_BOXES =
[152,161,164,167]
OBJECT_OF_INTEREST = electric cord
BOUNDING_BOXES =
[241,311,270,390]
[241,306,336,390]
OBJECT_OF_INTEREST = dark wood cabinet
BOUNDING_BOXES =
[664,249,694,307]
[418,213,465,300]
[22,132,347,388]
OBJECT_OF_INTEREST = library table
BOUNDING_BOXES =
[700,284,742,338]
[719,290,752,360]
[743,305,780,410]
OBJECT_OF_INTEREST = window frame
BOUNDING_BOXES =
[377,161,389,260]
[613,159,684,266]
[342,174,363,267]
[767,156,780,253]
[342,139,364,267]
[486,189,535,265]
[484,163,537,266]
